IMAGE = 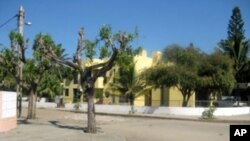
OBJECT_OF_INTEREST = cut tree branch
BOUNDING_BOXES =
[86,39,116,70]
[75,28,85,70]
[93,47,118,80]
[37,37,80,70]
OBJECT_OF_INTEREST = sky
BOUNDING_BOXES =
[0,0,250,57]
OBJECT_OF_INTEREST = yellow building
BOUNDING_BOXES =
[63,58,107,103]
[132,49,195,107]
[63,49,196,107]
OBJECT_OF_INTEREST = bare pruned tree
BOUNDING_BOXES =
[36,26,135,133]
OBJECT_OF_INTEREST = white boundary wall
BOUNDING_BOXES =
[64,104,250,116]
[23,102,250,116]
[1,91,16,118]
[23,102,57,108]
[0,91,17,132]
[213,107,250,116]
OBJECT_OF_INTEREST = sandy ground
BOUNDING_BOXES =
[12,108,236,141]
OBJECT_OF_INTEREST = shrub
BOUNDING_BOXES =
[128,105,137,114]
[202,106,216,119]
[74,102,81,111]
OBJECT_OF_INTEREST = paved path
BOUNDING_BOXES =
[0,108,249,141]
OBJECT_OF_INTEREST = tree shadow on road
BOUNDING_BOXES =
[49,120,87,132]
[17,118,52,126]
[17,119,30,125]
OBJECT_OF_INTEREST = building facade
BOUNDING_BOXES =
[62,49,196,107]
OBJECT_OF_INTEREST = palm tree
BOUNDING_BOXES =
[37,73,63,101]
[107,62,148,113]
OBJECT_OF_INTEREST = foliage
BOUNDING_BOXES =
[145,44,235,107]
[37,73,63,100]
[0,32,66,119]
[143,64,178,87]
[129,105,137,114]
[74,102,81,111]
[162,44,201,106]
[0,72,16,91]
[219,6,250,82]
[94,89,103,100]
[202,106,216,119]
[0,48,17,90]
[106,46,149,109]
[162,43,203,69]
[33,34,68,97]
[84,40,97,60]
[197,52,235,95]
[115,47,134,71]
[100,46,111,59]
[117,63,147,105]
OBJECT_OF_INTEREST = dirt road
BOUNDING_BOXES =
[18,108,233,141]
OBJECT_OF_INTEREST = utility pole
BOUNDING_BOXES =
[18,6,24,36]
[17,5,24,118]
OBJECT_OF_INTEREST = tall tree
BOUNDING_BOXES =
[37,72,63,101]
[145,44,201,107]
[25,34,67,119]
[0,49,16,91]
[219,6,250,82]
[197,51,235,103]
[145,45,236,107]
[36,26,136,133]
[164,45,202,106]
[108,61,148,112]
[0,32,64,119]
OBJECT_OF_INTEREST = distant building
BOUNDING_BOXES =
[62,49,195,107]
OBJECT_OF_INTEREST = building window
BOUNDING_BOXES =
[119,94,129,103]
[65,89,69,96]
[73,88,81,103]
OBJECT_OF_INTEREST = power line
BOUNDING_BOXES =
[0,15,17,29]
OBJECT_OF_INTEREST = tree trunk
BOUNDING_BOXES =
[130,98,134,106]
[129,94,135,114]
[182,93,191,107]
[27,88,37,119]
[182,93,187,107]
[86,87,97,133]
[182,99,188,107]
